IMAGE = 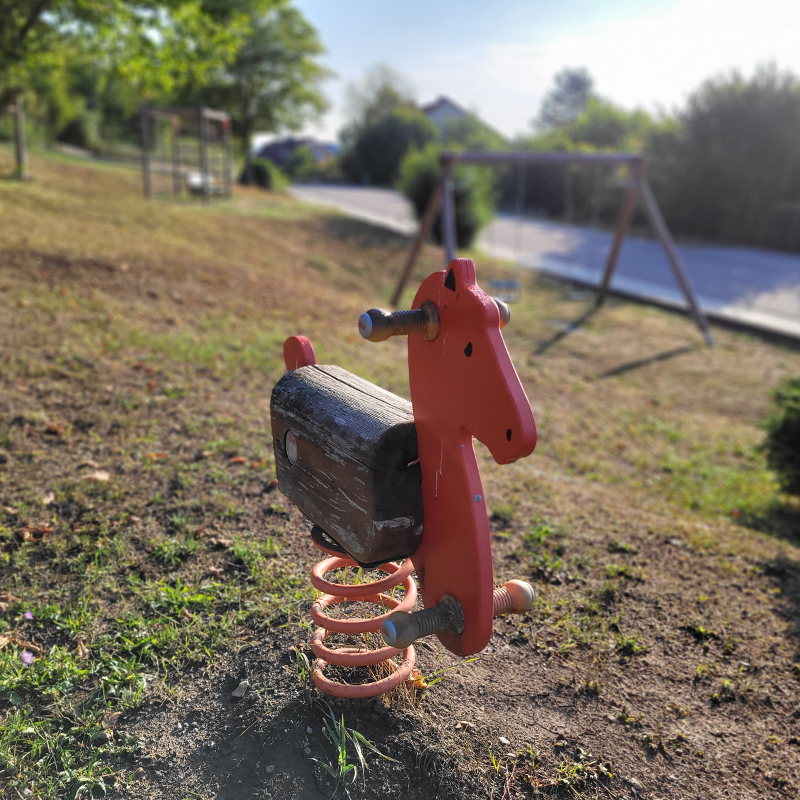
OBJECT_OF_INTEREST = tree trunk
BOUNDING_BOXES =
[241,117,254,185]
[14,90,29,180]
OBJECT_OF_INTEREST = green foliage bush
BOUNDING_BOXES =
[283,144,335,183]
[499,98,660,223]
[647,66,800,252]
[398,144,494,248]
[763,377,800,495]
[284,144,316,179]
[340,107,438,186]
[247,158,288,191]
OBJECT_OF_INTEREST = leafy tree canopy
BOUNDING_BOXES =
[441,113,506,151]
[184,0,329,182]
[525,97,659,153]
[0,0,251,96]
[647,64,800,249]
[340,106,437,187]
[535,66,595,130]
[342,65,414,132]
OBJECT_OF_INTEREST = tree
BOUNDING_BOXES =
[441,114,506,151]
[340,107,437,186]
[535,67,595,129]
[0,0,54,79]
[342,65,415,134]
[647,65,800,251]
[338,66,435,186]
[198,0,328,184]
[1,0,248,176]
[398,143,494,248]
[1,1,247,95]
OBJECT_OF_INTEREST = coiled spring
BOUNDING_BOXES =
[308,535,418,698]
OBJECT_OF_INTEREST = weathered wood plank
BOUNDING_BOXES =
[271,365,423,565]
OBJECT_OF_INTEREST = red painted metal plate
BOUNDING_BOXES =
[408,258,537,655]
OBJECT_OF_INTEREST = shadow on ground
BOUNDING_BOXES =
[534,305,599,354]
[117,637,473,800]
[740,501,800,546]
[596,345,697,379]
[760,555,800,671]
[320,216,409,252]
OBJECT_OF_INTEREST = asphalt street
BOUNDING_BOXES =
[290,184,800,339]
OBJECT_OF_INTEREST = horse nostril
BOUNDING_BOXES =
[506,429,512,441]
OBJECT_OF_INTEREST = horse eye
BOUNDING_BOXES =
[464,342,473,357]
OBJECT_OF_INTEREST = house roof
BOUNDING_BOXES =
[420,95,469,117]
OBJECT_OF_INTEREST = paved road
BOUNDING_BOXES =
[290,185,800,339]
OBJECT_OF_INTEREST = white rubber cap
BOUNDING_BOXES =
[357,312,373,340]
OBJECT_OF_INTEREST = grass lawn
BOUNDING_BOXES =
[0,146,799,799]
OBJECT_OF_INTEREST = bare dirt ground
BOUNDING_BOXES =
[0,149,799,800]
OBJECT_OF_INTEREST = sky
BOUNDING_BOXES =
[289,0,800,142]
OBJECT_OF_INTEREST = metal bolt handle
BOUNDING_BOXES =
[493,297,511,329]
[358,301,440,342]
[381,594,464,650]
[358,297,509,343]
[380,580,535,650]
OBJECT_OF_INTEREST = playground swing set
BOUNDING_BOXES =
[391,150,714,347]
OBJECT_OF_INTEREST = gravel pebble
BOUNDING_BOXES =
[498,736,510,746]
[231,679,250,699]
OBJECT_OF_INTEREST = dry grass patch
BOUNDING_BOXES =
[0,146,798,799]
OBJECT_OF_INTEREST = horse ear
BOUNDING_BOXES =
[444,259,477,291]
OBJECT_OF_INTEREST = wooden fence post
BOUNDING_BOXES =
[199,107,210,204]
[13,90,29,180]
[222,116,233,198]
[141,106,152,199]
[171,115,181,196]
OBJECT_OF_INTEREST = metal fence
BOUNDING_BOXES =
[141,106,232,202]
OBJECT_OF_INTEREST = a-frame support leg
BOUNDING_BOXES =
[635,174,714,346]
[596,179,640,307]
[596,162,713,346]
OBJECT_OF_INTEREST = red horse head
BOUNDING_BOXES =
[408,258,537,464]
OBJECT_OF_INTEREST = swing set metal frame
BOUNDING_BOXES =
[391,150,713,346]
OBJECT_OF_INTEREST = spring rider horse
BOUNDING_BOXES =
[270,258,537,698]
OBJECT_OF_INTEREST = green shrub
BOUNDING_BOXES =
[247,158,288,191]
[647,66,800,252]
[398,143,494,248]
[340,106,438,186]
[58,109,103,152]
[284,145,317,181]
[763,377,800,495]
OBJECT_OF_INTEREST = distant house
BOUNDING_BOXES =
[420,95,504,143]
[420,96,470,135]
[253,136,338,168]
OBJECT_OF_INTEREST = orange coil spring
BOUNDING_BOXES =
[308,538,418,698]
